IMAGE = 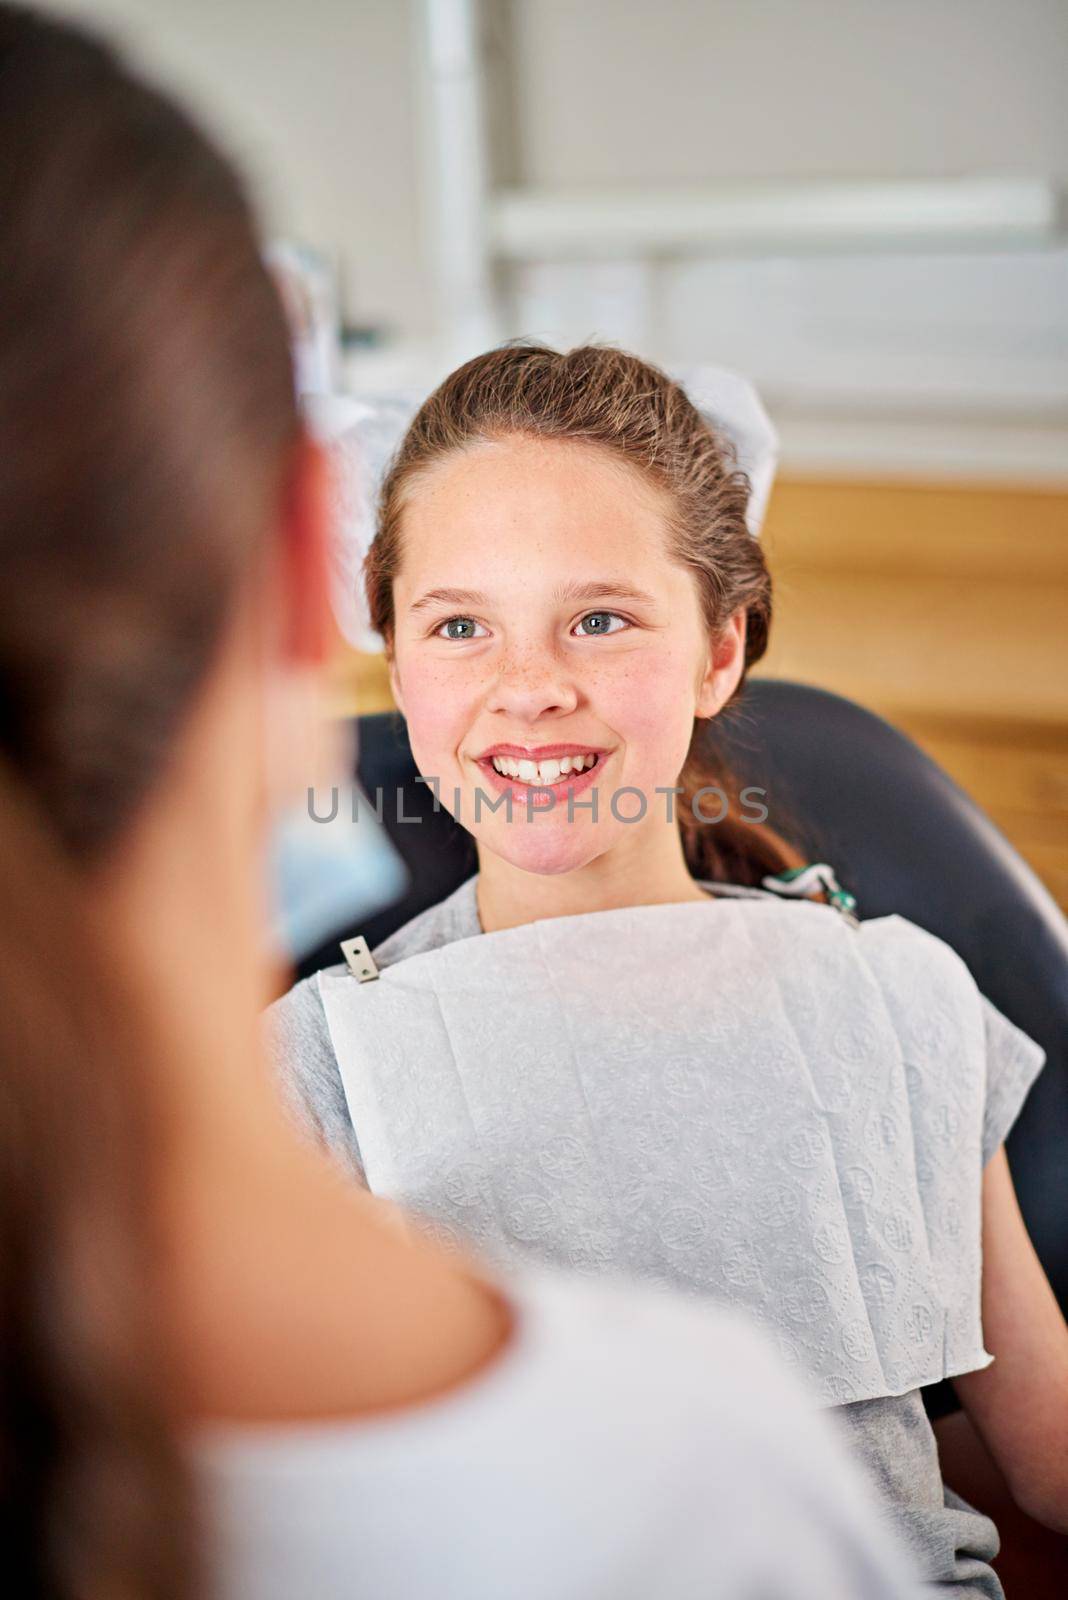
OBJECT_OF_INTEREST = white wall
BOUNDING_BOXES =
[52,0,433,340]
[42,1,1068,475]
[508,0,1068,187]
[53,0,1068,329]
[500,0,1068,474]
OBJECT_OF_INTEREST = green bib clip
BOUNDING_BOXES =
[761,863,859,928]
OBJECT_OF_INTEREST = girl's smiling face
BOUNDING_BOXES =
[387,433,744,877]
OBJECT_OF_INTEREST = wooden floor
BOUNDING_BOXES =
[329,475,1068,909]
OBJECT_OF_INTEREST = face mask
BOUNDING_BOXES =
[267,780,408,965]
[258,380,411,967]
[260,665,407,969]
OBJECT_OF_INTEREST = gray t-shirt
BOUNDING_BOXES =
[196,1267,922,1600]
[264,874,1036,1597]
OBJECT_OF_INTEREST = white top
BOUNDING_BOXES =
[194,1267,920,1600]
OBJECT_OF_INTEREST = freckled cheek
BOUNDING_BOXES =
[593,653,698,753]
[393,657,487,772]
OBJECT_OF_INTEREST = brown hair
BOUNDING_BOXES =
[0,758,194,1598]
[366,343,807,885]
[0,6,298,1594]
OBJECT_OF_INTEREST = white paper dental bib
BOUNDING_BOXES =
[318,897,1042,1407]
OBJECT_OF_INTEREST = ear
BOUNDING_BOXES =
[695,606,747,719]
[277,431,335,668]
[387,648,405,717]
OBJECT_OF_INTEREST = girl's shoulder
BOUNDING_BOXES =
[853,911,1046,1166]
[704,874,976,997]
[370,875,481,968]
[854,909,978,998]
[708,889,1046,1164]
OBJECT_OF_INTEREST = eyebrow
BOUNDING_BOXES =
[408,587,489,614]
[553,579,658,608]
[408,579,658,614]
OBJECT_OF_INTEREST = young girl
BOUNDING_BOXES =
[269,344,1068,1594]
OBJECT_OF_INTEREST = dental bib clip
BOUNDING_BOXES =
[761,863,860,928]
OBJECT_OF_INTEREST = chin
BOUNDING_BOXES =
[478,821,607,879]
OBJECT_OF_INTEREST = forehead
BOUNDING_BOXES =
[394,434,674,582]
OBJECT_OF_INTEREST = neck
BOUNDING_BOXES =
[475,814,709,934]
[88,681,509,1425]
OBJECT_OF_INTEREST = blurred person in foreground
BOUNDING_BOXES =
[0,8,922,1598]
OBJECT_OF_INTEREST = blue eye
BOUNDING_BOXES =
[575,611,627,637]
[435,616,487,640]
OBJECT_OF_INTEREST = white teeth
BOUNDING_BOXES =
[490,752,597,782]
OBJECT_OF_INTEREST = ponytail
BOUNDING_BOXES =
[0,759,197,1598]
[677,736,808,888]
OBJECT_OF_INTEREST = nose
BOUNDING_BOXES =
[483,642,580,725]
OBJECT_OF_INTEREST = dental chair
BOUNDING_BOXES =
[296,676,1068,1583]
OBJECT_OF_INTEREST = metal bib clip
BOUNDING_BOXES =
[340,934,380,982]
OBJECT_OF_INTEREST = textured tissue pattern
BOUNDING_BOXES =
[319,897,1034,1406]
